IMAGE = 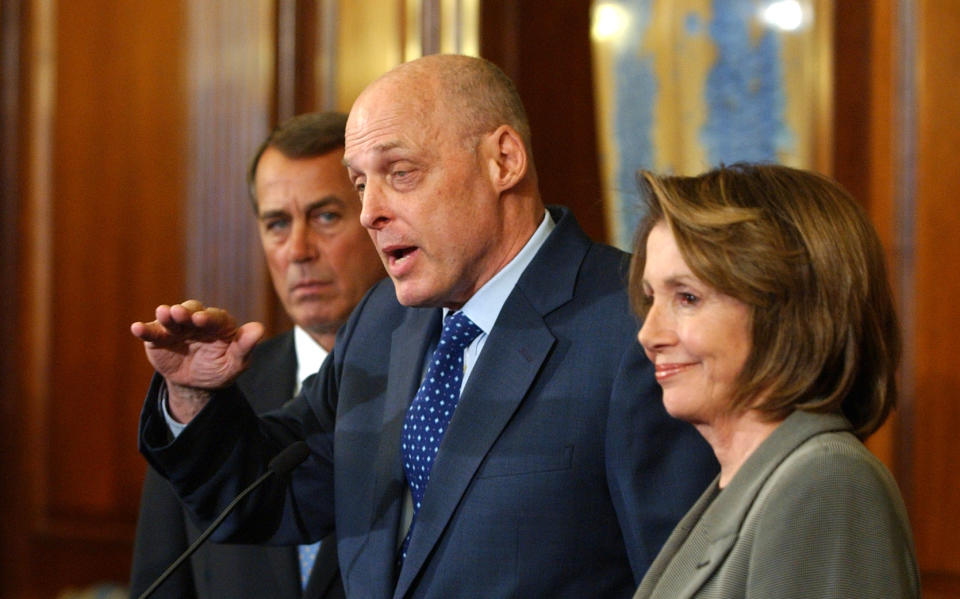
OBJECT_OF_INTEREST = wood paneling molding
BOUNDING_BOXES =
[911,0,960,583]
[481,0,606,242]
[185,0,275,327]
[1,0,194,594]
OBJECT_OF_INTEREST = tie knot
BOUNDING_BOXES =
[439,311,483,353]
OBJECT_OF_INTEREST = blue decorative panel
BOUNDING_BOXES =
[591,0,830,248]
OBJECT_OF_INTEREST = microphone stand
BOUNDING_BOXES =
[136,441,310,599]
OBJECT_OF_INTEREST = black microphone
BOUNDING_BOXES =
[136,441,311,599]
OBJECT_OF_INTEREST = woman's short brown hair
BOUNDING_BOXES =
[628,163,900,439]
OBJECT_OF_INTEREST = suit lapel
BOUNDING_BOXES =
[304,532,343,599]
[342,307,439,598]
[395,207,588,596]
[671,530,737,599]
[395,298,555,595]
[266,545,303,599]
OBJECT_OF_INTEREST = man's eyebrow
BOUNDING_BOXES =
[343,142,406,169]
[259,196,343,220]
[258,208,289,220]
[305,196,344,211]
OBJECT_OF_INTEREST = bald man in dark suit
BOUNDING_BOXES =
[132,56,717,598]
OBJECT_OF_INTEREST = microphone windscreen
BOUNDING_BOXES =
[267,441,310,475]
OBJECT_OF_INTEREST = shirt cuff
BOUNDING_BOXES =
[158,386,187,438]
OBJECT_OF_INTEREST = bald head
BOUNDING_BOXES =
[352,55,534,159]
[342,54,544,309]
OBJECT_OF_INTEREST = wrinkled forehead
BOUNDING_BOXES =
[344,108,419,167]
[344,80,458,165]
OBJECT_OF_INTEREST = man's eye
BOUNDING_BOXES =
[391,168,417,187]
[264,220,288,232]
[314,212,341,225]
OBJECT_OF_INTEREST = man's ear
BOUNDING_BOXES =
[484,125,528,193]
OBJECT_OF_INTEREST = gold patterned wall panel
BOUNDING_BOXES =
[329,0,479,111]
[334,1,404,110]
[591,0,833,248]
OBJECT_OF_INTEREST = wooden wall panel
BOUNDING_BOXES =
[833,0,904,474]
[834,1,960,596]
[48,0,186,524]
[183,0,274,327]
[1,1,958,597]
[0,0,29,596]
[1,0,188,596]
[911,0,960,595]
[481,0,607,242]
[1,0,278,596]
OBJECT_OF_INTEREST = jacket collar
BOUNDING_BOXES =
[642,410,851,599]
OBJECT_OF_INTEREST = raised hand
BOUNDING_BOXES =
[130,300,265,423]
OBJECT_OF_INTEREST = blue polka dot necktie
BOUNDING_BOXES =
[298,541,320,589]
[399,311,483,561]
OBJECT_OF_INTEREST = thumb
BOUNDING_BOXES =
[235,321,266,356]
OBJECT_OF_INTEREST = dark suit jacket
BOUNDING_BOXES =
[633,411,920,599]
[129,332,345,599]
[140,206,718,598]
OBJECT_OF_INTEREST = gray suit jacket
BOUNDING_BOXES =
[141,206,718,598]
[634,410,920,599]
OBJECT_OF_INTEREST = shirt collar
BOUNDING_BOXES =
[293,325,329,392]
[451,208,555,332]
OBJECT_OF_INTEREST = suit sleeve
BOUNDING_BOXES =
[746,443,920,598]
[138,363,338,547]
[605,342,719,582]
[128,466,198,599]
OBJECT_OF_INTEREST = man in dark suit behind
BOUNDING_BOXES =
[131,55,718,598]
[128,112,385,599]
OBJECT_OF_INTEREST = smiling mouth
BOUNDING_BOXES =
[654,363,696,381]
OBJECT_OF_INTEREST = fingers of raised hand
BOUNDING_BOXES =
[186,306,239,344]
[130,320,164,342]
[180,299,206,311]
[137,302,197,341]
[162,300,226,333]
[166,300,209,326]
[130,300,234,345]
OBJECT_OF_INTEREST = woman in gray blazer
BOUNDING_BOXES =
[628,163,920,598]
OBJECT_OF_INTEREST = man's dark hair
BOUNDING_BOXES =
[246,111,348,212]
